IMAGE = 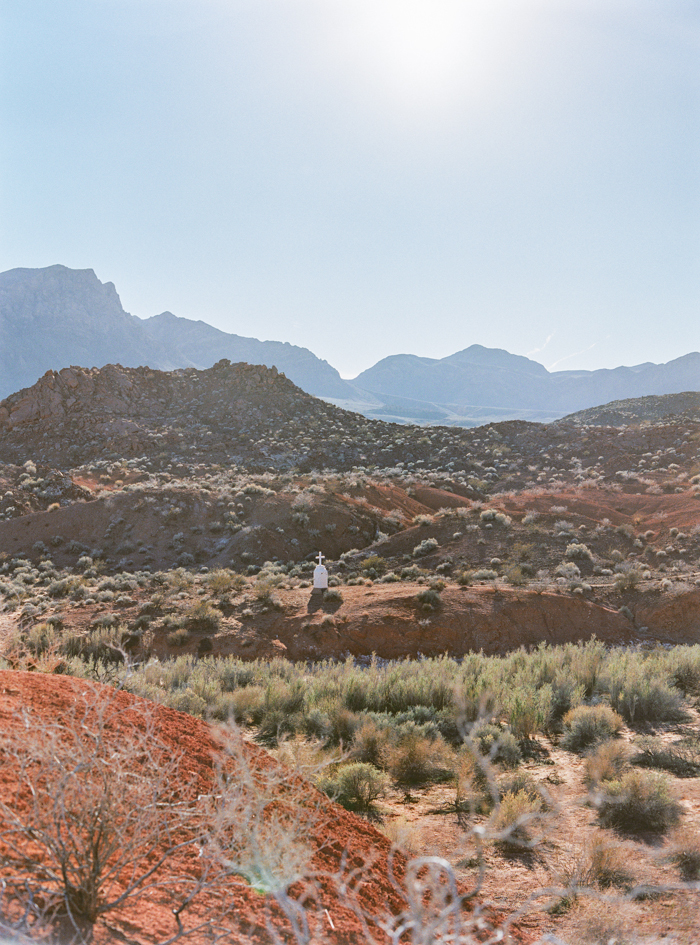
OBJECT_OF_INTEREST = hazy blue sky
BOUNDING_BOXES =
[1,0,698,378]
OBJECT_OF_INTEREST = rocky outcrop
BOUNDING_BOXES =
[0,265,355,401]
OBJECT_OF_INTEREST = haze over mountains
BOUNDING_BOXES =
[2,264,699,426]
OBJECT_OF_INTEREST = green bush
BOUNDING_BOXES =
[597,769,682,834]
[472,724,522,768]
[668,647,700,695]
[607,665,686,724]
[565,542,593,561]
[505,565,527,586]
[166,627,190,647]
[360,555,387,575]
[350,718,391,767]
[416,588,441,610]
[318,762,389,813]
[185,601,221,633]
[412,538,438,558]
[561,705,623,753]
[490,789,543,851]
[386,732,454,788]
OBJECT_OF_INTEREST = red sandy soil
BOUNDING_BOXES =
[206,585,643,663]
[0,671,531,944]
[498,487,700,540]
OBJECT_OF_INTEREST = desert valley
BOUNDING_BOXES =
[0,272,700,944]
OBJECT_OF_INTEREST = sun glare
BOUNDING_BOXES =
[315,0,523,118]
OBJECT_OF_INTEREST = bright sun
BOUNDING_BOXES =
[316,0,522,116]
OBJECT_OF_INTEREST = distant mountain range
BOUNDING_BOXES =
[2,264,700,426]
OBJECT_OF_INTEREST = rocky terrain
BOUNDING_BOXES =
[2,670,529,945]
[0,265,352,401]
[564,391,700,427]
[4,264,700,425]
[1,359,700,943]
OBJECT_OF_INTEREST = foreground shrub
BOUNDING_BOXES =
[387,733,454,788]
[561,705,623,753]
[318,762,389,813]
[350,718,391,767]
[597,769,682,834]
[0,692,197,937]
[453,752,492,818]
[584,740,630,786]
[669,647,700,695]
[667,836,700,880]
[472,723,522,768]
[607,665,686,724]
[490,789,543,851]
[556,835,634,891]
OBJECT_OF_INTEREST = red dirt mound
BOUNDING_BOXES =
[0,671,530,944]
[500,487,700,539]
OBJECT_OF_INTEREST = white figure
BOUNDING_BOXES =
[313,551,328,590]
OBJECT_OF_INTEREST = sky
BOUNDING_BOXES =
[1,0,698,379]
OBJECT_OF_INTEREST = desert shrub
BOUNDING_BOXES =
[254,679,307,744]
[212,686,265,724]
[632,737,700,778]
[360,555,387,575]
[416,588,441,610]
[503,687,550,741]
[584,836,634,888]
[412,514,434,527]
[386,732,454,788]
[253,579,283,609]
[350,718,391,767]
[490,789,543,851]
[605,659,686,723]
[561,704,623,753]
[185,601,221,633]
[472,569,498,581]
[667,837,700,880]
[565,542,592,561]
[453,752,492,818]
[322,588,343,603]
[471,723,521,767]
[669,647,700,694]
[167,627,190,647]
[47,577,81,598]
[614,568,642,592]
[24,622,57,656]
[378,571,401,583]
[380,815,423,856]
[584,739,631,786]
[0,692,199,937]
[412,538,439,558]
[597,769,682,834]
[554,561,580,582]
[505,565,527,586]
[455,569,473,586]
[545,675,585,733]
[325,707,360,747]
[207,569,245,595]
[318,762,389,813]
[557,836,634,892]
